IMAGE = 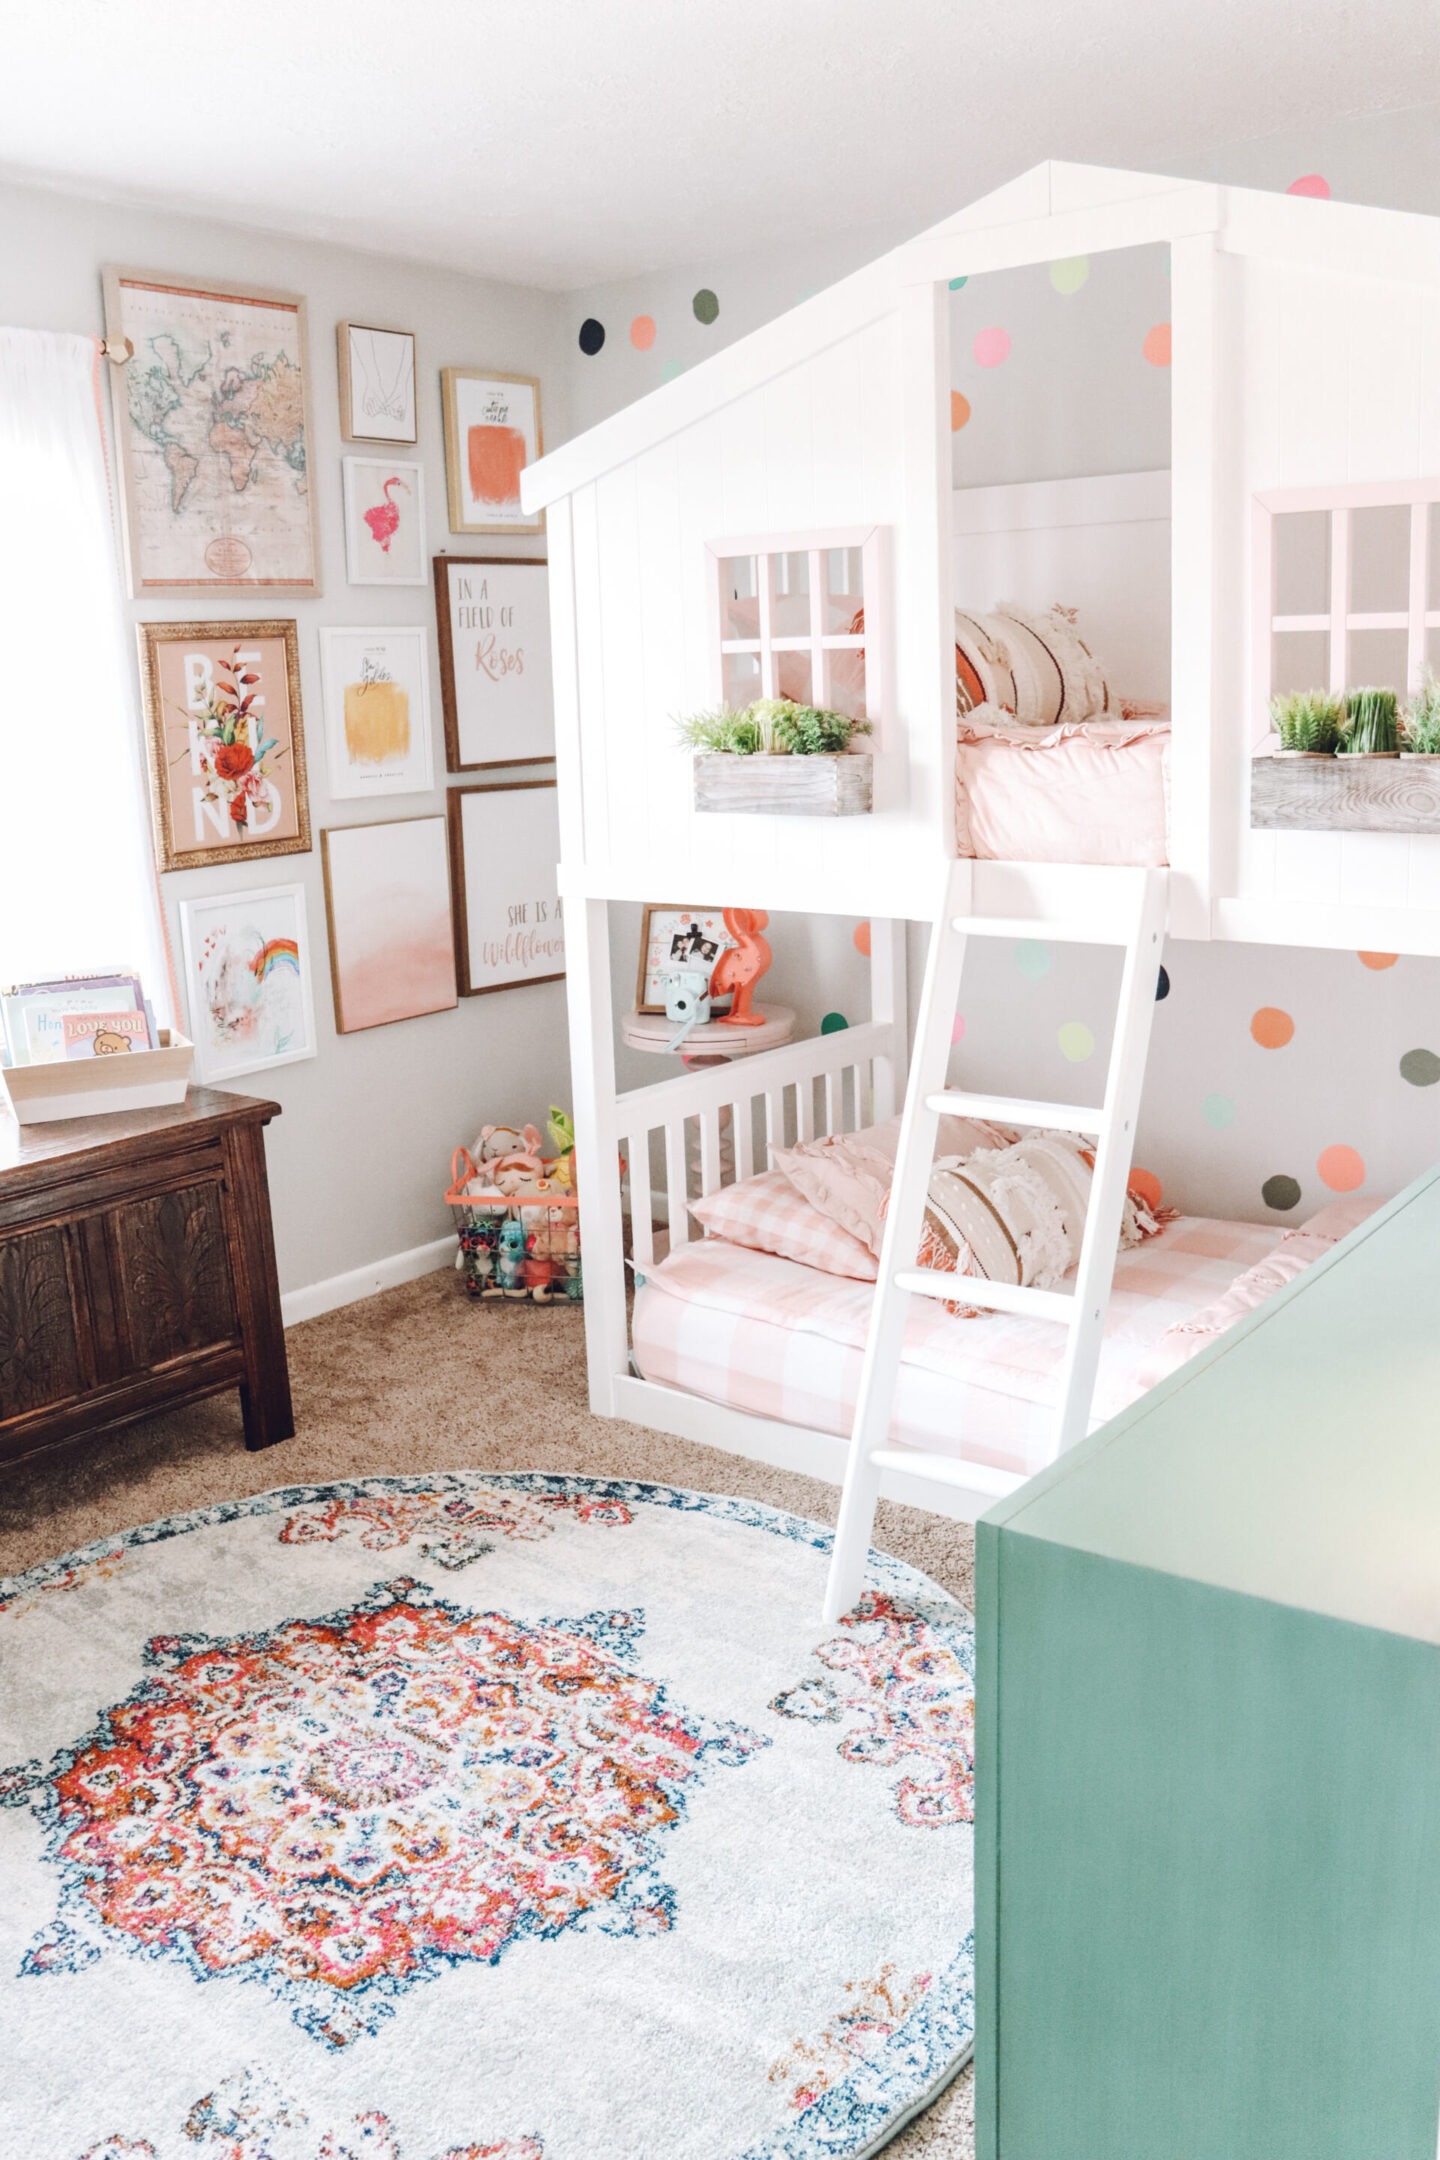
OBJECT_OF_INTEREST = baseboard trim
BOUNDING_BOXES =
[281,1235,455,1328]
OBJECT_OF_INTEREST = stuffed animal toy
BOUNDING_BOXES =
[495,1217,530,1295]
[457,1216,501,1297]
[547,1106,576,1190]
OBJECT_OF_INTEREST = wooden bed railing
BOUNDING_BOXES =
[615,1019,900,1270]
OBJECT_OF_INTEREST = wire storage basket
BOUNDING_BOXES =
[445,1145,582,1303]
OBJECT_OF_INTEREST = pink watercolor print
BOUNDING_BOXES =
[363,474,409,553]
[328,820,457,1032]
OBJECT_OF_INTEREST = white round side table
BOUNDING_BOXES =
[620,1004,797,1186]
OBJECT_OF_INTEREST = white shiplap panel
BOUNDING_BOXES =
[1407,835,1440,911]
[1275,265,1351,491]
[1271,829,1343,905]
[1344,279,1423,482]
[1419,292,1440,479]
[632,438,689,873]
[591,461,648,870]
[1339,830,1411,912]
[570,483,611,869]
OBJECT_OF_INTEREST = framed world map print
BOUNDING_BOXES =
[103,267,321,595]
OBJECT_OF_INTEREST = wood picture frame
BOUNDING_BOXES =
[137,618,311,872]
[634,906,735,1014]
[321,815,458,1034]
[102,266,322,595]
[433,554,555,771]
[336,320,418,445]
[440,368,544,535]
[448,780,564,996]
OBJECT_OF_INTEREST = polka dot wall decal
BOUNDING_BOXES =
[1358,950,1397,970]
[1317,1144,1365,1193]
[1058,1021,1095,1062]
[578,317,605,356]
[692,288,719,324]
[948,276,968,291]
[1262,1174,1302,1212]
[1287,174,1331,199]
[973,326,1011,368]
[660,361,685,382]
[952,1013,966,1045]
[1400,1047,1440,1087]
[852,920,871,957]
[1250,1006,1294,1049]
[630,315,656,351]
[1142,323,1172,367]
[820,1012,849,1035]
[1203,1092,1236,1131]
[1014,940,1052,981]
[1050,256,1089,294]
[1129,1168,1162,1214]
[1155,964,1170,1001]
[950,391,972,432]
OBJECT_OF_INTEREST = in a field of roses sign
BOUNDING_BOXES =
[138,618,312,871]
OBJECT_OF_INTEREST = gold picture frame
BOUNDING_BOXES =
[440,367,544,536]
[137,618,312,873]
[634,906,735,1015]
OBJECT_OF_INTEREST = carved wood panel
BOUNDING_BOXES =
[117,1179,238,1371]
[0,1225,83,1418]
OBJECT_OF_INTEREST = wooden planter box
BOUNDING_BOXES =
[693,751,873,817]
[1250,754,1440,834]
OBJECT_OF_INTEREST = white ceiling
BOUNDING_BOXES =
[2,0,1438,290]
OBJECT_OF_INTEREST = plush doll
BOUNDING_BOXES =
[458,1217,500,1297]
[495,1217,530,1295]
[547,1107,576,1191]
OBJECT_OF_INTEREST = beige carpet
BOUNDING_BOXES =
[0,1269,976,2157]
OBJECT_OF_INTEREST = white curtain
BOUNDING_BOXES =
[0,327,173,1019]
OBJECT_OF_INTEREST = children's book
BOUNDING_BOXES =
[1,974,148,1066]
[61,1010,150,1058]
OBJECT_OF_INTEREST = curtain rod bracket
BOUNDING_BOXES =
[100,335,133,365]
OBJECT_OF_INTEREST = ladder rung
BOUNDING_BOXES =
[949,914,1135,945]
[866,1446,1026,1499]
[927,1089,1106,1134]
[893,1267,1077,1322]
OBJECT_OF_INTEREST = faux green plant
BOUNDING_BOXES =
[1403,671,1440,754]
[677,697,872,756]
[1269,689,1342,754]
[1340,686,1400,755]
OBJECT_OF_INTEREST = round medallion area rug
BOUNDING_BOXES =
[0,1474,974,2160]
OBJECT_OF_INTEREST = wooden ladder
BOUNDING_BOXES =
[823,861,1169,1622]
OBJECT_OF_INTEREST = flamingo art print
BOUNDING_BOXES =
[363,474,409,554]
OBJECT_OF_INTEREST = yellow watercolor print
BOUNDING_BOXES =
[344,678,411,767]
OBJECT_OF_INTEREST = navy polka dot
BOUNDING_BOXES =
[1155,965,1170,1001]
[578,318,605,356]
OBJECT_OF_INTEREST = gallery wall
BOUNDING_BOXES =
[0,176,573,1302]
[566,105,1440,1225]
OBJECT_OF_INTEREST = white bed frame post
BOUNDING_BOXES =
[867,918,909,1120]
[565,893,628,1417]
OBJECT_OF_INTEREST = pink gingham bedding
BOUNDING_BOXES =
[632,1213,1287,1476]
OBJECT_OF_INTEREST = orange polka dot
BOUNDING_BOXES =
[1250,1006,1295,1049]
[950,390,971,431]
[630,314,656,351]
[1142,322,1172,367]
[1358,951,1397,970]
[853,920,872,957]
[1128,1167,1162,1213]
[1317,1144,1365,1193]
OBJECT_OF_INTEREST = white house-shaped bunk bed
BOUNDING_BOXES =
[523,160,1440,1529]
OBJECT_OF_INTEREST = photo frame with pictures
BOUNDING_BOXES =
[321,815,458,1033]
[137,618,311,872]
[441,368,543,535]
[433,555,554,770]
[319,625,434,799]
[178,883,318,1082]
[447,781,564,996]
[337,321,418,444]
[103,266,320,594]
[635,907,737,1014]
[342,456,428,585]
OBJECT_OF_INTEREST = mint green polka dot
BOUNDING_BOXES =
[948,276,968,291]
[1050,256,1089,294]
[1203,1092,1236,1130]
[1058,1021,1095,1062]
[660,361,684,382]
[1014,940,1052,981]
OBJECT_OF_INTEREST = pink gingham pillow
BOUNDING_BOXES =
[689,1171,878,1281]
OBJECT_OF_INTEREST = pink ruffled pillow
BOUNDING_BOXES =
[689,1170,877,1281]
[771,1114,1018,1260]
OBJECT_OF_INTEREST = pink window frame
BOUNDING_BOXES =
[706,526,888,741]
[1252,478,1440,737]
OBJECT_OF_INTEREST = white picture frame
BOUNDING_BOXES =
[433,555,555,771]
[319,625,435,799]
[337,321,417,445]
[342,456,428,586]
[178,883,318,1082]
[447,781,564,995]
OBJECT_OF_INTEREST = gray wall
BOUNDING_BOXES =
[0,177,572,1295]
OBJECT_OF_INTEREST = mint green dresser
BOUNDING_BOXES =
[976,1169,1440,2160]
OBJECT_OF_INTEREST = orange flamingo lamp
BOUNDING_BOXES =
[712,909,771,1027]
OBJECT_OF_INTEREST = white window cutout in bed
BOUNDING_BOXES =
[1254,479,1440,728]
[708,526,886,734]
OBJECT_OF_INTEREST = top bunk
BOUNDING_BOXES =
[527,160,1440,952]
